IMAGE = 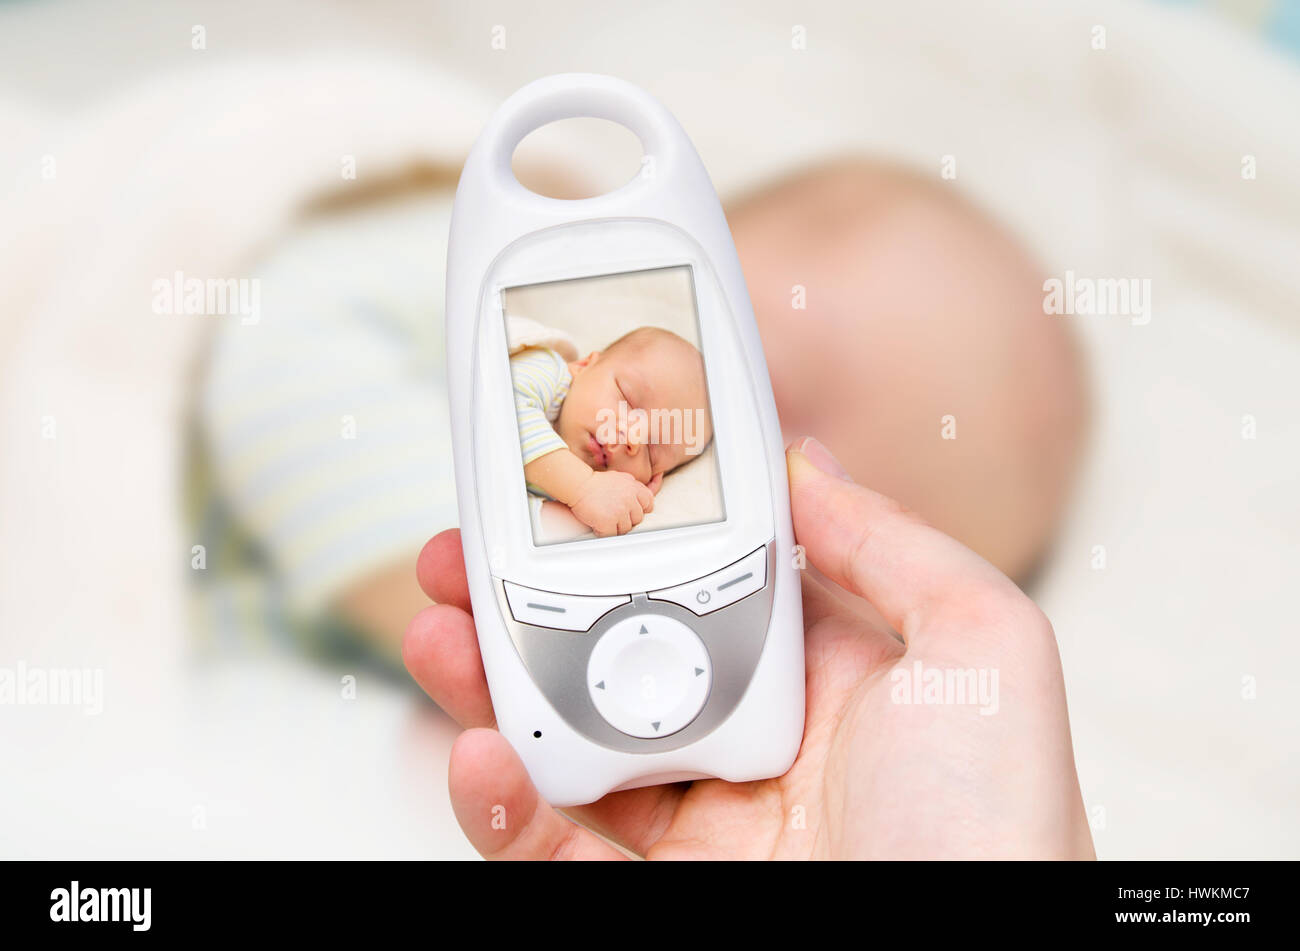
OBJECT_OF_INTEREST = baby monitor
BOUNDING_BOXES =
[445,74,804,806]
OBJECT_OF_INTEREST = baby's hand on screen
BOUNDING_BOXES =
[570,469,654,536]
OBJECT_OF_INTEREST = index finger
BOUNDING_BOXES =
[416,529,471,612]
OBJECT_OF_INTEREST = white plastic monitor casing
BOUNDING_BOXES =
[445,74,804,807]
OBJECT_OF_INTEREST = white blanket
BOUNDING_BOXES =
[2,0,1298,858]
[0,56,507,858]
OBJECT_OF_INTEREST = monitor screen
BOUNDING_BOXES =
[501,265,725,546]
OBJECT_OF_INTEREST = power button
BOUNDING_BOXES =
[647,546,767,616]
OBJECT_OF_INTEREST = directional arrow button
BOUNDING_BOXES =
[585,613,711,739]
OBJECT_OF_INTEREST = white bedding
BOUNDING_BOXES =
[2,0,1297,858]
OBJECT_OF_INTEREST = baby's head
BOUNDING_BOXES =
[728,158,1088,581]
[557,326,713,490]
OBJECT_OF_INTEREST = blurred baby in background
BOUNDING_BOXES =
[188,159,1085,674]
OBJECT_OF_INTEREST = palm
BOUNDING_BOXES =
[640,593,898,859]
[638,590,1086,859]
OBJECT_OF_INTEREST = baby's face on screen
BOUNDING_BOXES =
[556,327,713,488]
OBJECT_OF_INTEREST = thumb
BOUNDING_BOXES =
[448,730,626,860]
[786,437,1011,643]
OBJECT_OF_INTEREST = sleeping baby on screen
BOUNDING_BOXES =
[508,316,713,538]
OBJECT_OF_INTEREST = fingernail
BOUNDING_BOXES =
[791,436,853,481]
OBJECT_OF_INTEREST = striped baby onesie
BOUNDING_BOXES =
[189,192,458,670]
[511,347,573,495]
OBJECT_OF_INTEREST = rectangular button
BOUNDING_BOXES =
[647,546,767,615]
[502,582,630,632]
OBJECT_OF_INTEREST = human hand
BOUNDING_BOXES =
[404,436,1094,859]
[569,468,655,537]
